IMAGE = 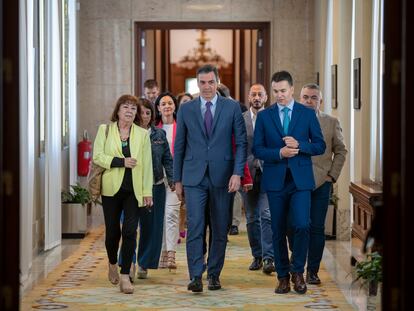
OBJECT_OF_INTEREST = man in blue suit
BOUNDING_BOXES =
[174,64,247,292]
[253,71,325,295]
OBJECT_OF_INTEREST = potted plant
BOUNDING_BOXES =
[61,183,92,238]
[354,251,383,296]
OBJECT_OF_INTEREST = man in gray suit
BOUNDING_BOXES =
[242,84,275,274]
[299,83,347,285]
[174,64,247,292]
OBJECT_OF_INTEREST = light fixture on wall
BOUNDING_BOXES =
[177,30,229,69]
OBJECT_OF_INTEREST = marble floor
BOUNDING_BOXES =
[21,206,381,310]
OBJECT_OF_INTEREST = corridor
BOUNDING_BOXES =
[21,206,379,310]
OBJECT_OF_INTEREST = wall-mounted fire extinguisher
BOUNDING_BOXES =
[78,130,92,176]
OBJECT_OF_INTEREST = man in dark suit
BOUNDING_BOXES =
[242,84,275,274]
[253,71,325,295]
[174,64,247,292]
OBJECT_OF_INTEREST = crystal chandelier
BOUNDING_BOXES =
[177,30,229,69]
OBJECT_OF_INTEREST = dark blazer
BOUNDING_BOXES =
[173,95,247,187]
[243,110,259,178]
[149,125,173,186]
[252,102,326,191]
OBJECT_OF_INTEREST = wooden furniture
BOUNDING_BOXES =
[349,182,382,264]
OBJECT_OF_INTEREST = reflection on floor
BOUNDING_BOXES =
[21,205,381,310]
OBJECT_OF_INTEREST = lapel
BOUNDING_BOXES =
[288,102,303,134]
[129,124,138,158]
[193,98,208,140]
[211,96,225,136]
[244,112,254,137]
[270,105,284,136]
[110,122,124,156]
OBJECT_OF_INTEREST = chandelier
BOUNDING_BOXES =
[177,30,229,69]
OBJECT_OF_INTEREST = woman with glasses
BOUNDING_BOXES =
[93,94,153,294]
[119,98,174,281]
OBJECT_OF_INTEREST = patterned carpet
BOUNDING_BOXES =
[21,226,354,310]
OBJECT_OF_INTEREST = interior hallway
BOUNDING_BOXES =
[21,205,380,310]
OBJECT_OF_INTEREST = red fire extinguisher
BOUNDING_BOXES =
[78,130,92,176]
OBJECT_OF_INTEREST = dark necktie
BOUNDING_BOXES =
[204,101,213,137]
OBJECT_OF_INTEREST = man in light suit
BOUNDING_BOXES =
[242,84,275,274]
[174,64,247,292]
[253,71,325,295]
[299,83,347,284]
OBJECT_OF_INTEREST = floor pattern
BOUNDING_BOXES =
[22,226,355,310]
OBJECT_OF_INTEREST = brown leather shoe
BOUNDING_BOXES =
[291,272,307,294]
[275,276,290,294]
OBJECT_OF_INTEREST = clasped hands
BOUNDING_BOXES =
[281,136,299,158]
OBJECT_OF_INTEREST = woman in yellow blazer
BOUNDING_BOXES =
[93,94,153,294]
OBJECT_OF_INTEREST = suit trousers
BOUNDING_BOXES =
[184,172,232,279]
[266,170,311,279]
[241,177,274,260]
[232,192,243,227]
[307,181,332,273]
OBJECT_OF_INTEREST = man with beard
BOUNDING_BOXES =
[241,84,275,275]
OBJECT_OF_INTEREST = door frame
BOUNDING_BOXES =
[134,21,271,99]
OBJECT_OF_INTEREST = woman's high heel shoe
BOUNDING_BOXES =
[159,251,168,269]
[108,263,120,285]
[167,250,177,271]
[120,274,134,294]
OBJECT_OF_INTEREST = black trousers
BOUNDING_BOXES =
[102,188,142,275]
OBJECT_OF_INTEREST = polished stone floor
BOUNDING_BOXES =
[21,205,381,310]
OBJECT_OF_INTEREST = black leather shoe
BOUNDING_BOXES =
[262,258,275,275]
[187,276,203,292]
[249,257,263,270]
[229,225,239,235]
[306,270,321,285]
[291,272,307,294]
[207,275,222,290]
[275,276,290,294]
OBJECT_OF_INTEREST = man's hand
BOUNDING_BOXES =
[175,182,184,201]
[280,146,299,158]
[228,175,241,193]
[143,196,153,207]
[124,157,137,168]
[283,136,299,149]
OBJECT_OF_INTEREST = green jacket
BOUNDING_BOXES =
[93,122,153,206]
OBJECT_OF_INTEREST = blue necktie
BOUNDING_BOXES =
[204,101,213,137]
[282,107,290,135]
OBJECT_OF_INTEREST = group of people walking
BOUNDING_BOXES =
[92,64,347,295]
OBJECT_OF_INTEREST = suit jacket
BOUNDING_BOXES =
[312,111,347,188]
[243,110,260,179]
[173,95,247,187]
[93,122,153,205]
[252,102,326,191]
